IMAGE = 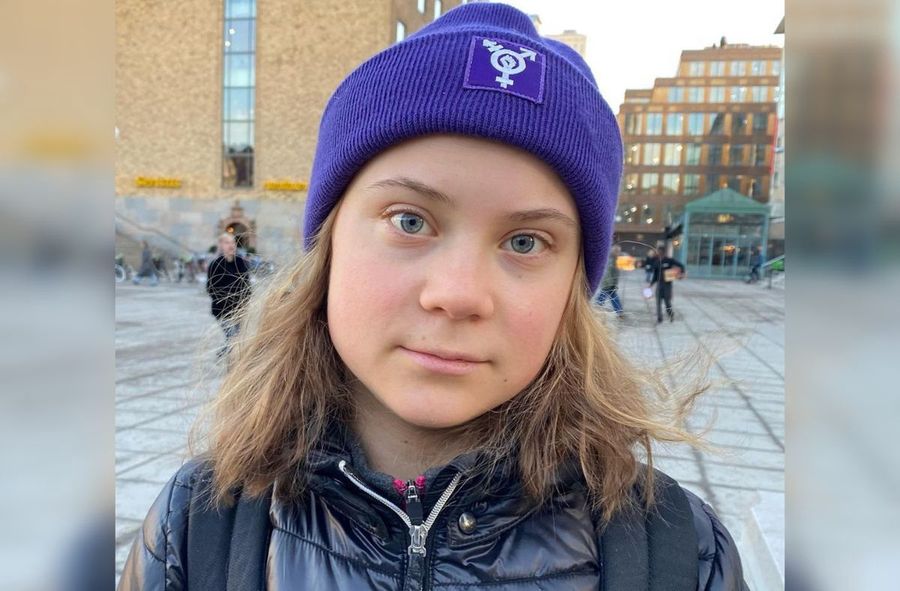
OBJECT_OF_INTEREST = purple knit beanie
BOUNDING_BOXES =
[304,2,623,292]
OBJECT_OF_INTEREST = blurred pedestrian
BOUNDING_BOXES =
[643,248,655,283]
[647,244,686,323]
[746,247,762,284]
[206,233,252,358]
[131,241,159,286]
[594,245,623,316]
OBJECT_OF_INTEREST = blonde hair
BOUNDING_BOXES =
[197,208,706,522]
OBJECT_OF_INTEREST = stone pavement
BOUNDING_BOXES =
[115,272,784,588]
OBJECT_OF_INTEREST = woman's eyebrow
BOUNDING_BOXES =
[367,177,576,228]
[507,208,577,228]
[367,177,452,205]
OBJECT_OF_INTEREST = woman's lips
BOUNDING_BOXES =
[399,347,486,376]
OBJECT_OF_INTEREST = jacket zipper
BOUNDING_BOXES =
[337,459,462,556]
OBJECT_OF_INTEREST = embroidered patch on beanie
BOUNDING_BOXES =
[463,36,546,103]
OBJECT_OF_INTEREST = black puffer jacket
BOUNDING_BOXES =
[120,438,747,591]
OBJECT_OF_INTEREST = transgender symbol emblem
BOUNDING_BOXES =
[481,39,537,89]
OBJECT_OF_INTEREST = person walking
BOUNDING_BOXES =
[131,241,159,286]
[747,246,762,283]
[121,5,745,590]
[206,233,251,357]
[643,248,656,283]
[594,245,623,316]
[647,245,686,323]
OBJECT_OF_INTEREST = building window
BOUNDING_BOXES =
[641,173,659,193]
[396,20,406,42]
[751,86,768,102]
[771,60,781,76]
[624,112,643,135]
[618,204,639,224]
[708,145,723,165]
[750,178,762,198]
[663,143,682,166]
[662,173,680,195]
[709,113,726,135]
[622,172,638,195]
[687,113,705,135]
[706,173,721,192]
[688,62,704,76]
[645,113,663,135]
[684,143,702,165]
[666,113,684,135]
[751,60,765,75]
[222,0,256,188]
[684,174,701,195]
[708,86,725,102]
[730,61,746,76]
[641,204,654,225]
[643,143,661,165]
[730,86,748,103]
[729,144,745,166]
[731,112,748,135]
[623,173,639,195]
[668,87,685,103]
[625,143,641,165]
[727,176,742,191]
[687,87,704,103]
[753,144,768,166]
[752,113,769,134]
[709,61,725,76]
[434,0,442,18]
[417,0,426,13]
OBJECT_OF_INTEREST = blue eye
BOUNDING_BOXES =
[510,235,535,253]
[390,212,428,234]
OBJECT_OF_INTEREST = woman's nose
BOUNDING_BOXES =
[418,249,495,321]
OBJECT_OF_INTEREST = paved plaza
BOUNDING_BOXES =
[115,271,784,588]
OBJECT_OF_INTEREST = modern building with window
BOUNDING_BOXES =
[614,40,782,253]
[116,0,461,262]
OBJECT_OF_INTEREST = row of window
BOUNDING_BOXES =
[620,173,768,200]
[625,142,770,168]
[222,0,257,188]
[624,112,771,137]
[685,59,781,77]
[397,0,443,41]
[666,85,772,104]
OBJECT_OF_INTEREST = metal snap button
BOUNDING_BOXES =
[458,512,477,534]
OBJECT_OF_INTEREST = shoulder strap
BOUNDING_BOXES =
[598,471,698,591]
[187,469,273,591]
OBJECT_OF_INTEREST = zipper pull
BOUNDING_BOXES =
[405,480,427,556]
[405,480,424,525]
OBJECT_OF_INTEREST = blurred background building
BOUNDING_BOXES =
[546,29,586,57]
[614,39,782,272]
[115,0,461,266]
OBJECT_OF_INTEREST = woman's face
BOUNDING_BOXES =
[327,135,581,430]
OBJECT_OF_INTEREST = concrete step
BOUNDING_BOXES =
[737,491,784,590]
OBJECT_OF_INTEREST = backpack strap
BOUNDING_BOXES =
[599,471,698,591]
[186,466,273,591]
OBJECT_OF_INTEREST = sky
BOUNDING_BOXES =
[499,0,784,110]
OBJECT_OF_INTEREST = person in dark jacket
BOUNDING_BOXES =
[647,245,687,323]
[121,5,746,590]
[206,233,251,356]
[131,241,158,286]
[747,247,762,283]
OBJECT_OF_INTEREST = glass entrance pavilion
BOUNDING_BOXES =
[678,188,769,279]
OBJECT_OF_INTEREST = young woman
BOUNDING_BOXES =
[120,4,746,590]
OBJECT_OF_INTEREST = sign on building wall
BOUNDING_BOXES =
[263,180,308,191]
[135,177,182,188]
